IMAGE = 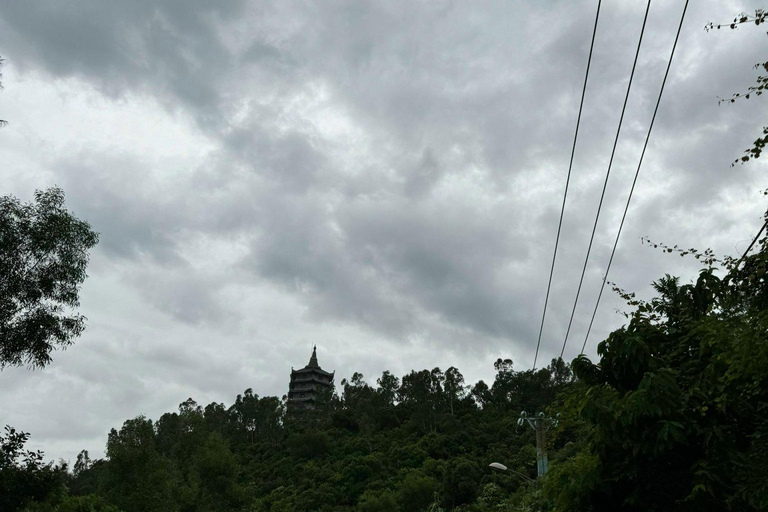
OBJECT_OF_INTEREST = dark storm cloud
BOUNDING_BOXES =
[0,0,246,124]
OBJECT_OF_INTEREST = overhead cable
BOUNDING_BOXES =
[532,0,602,370]
[732,218,767,271]
[559,0,652,360]
[580,0,690,355]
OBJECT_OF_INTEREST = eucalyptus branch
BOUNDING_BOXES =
[705,9,766,31]
[639,236,729,267]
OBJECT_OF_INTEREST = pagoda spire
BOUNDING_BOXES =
[307,345,319,368]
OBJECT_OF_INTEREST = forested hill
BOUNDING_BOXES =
[4,228,768,511]
[69,358,573,512]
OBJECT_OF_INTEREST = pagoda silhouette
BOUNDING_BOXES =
[288,346,335,410]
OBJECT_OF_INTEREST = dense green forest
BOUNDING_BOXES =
[3,218,767,511]
[3,8,768,512]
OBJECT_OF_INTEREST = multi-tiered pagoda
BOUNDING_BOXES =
[288,346,334,410]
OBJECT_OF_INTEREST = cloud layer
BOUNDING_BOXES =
[1,0,766,462]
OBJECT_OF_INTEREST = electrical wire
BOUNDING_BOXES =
[532,0,602,370]
[559,0,652,360]
[580,0,690,355]
[733,218,767,270]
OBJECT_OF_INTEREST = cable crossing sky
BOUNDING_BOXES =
[558,0,652,360]
[532,0,601,371]
[580,0,690,355]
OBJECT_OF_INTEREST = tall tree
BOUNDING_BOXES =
[376,370,400,406]
[0,187,98,368]
[443,367,465,416]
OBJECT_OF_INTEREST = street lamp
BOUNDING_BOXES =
[488,462,535,484]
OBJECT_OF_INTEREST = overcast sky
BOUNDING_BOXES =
[1,0,766,464]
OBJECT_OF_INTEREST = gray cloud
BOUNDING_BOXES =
[1,0,766,463]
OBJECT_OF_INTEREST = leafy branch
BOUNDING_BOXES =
[607,280,666,324]
[706,11,768,166]
[732,126,768,166]
[639,236,728,267]
[704,9,766,31]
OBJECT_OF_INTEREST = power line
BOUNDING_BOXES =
[580,0,690,355]
[733,218,767,270]
[559,0,652,360]
[532,0,602,370]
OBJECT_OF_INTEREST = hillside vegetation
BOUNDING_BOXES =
[4,222,767,511]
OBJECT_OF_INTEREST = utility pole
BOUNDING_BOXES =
[519,411,559,477]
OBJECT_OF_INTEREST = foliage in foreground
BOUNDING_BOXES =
[0,188,99,369]
[540,212,768,511]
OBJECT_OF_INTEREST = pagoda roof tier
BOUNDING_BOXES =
[291,366,334,377]
[290,376,332,386]
[289,395,316,402]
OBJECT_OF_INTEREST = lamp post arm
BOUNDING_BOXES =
[489,463,536,484]
[507,467,536,484]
